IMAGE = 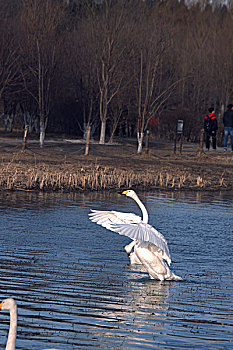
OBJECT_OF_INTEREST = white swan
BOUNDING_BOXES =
[0,298,17,350]
[89,190,182,281]
[0,298,60,350]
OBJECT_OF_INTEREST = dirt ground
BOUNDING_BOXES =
[0,133,232,192]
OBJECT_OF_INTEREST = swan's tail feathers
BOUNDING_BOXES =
[149,272,182,281]
[167,273,183,281]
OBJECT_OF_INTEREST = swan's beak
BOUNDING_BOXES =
[122,190,129,195]
[0,301,3,309]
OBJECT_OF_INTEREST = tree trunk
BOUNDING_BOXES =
[137,131,144,154]
[39,117,45,148]
[4,114,8,132]
[84,125,91,156]
[108,129,115,144]
[99,119,106,144]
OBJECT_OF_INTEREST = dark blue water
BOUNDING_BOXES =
[0,190,232,349]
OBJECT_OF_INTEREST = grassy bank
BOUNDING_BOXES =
[0,138,232,192]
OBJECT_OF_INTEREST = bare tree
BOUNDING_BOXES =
[107,96,124,144]
[20,0,66,147]
[68,17,99,139]
[85,0,135,144]
[133,5,180,153]
[0,19,21,106]
[215,11,233,108]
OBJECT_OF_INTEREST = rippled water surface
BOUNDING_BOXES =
[0,190,232,349]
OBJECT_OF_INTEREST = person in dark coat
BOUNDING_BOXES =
[223,104,233,151]
[204,107,218,150]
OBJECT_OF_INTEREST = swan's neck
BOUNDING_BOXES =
[134,194,148,223]
[7,306,17,350]
[125,240,137,255]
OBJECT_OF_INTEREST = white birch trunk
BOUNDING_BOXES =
[99,119,106,144]
[137,131,144,154]
[39,119,45,148]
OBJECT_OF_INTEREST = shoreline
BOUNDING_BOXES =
[0,138,232,193]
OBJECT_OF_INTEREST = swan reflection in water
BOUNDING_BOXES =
[99,273,171,348]
[122,276,171,348]
[85,270,171,348]
[125,270,170,316]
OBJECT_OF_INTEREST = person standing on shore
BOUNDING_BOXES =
[204,107,218,151]
[223,104,233,152]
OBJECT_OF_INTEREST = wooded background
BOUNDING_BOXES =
[0,0,233,147]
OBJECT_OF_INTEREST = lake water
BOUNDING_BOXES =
[0,190,232,350]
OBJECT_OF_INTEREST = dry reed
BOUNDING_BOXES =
[0,162,231,192]
[0,145,232,192]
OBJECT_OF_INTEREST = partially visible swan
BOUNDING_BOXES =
[0,298,60,350]
[89,190,182,281]
[0,298,17,350]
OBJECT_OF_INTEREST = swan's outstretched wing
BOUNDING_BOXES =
[89,209,141,231]
[110,222,171,265]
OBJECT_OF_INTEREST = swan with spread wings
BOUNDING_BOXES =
[89,190,182,282]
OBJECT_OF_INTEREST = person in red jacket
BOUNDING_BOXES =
[204,107,218,150]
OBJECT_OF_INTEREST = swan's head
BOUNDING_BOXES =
[124,243,132,255]
[122,190,138,200]
[0,298,17,311]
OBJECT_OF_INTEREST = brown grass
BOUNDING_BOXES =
[0,137,232,192]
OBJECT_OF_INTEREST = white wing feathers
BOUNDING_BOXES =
[88,210,141,231]
[89,209,171,265]
[110,222,171,265]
